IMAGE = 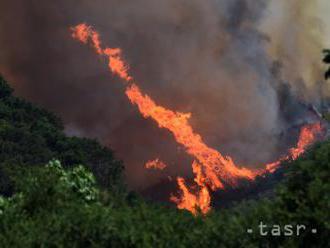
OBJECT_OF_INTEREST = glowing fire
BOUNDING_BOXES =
[266,122,323,172]
[145,159,167,170]
[170,161,211,215]
[103,48,133,82]
[71,24,132,81]
[72,23,103,55]
[71,23,256,188]
[71,23,324,215]
[126,83,256,189]
[170,177,211,215]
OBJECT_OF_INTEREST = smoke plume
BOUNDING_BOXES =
[0,0,328,189]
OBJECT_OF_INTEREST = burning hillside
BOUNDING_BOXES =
[1,1,330,247]
[71,24,325,214]
[0,0,329,214]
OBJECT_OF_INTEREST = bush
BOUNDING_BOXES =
[0,75,328,247]
[0,142,329,248]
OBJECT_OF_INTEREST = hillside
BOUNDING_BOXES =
[0,75,124,195]
[0,76,329,247]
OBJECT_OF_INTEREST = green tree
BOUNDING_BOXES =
[0,75,13,98]
[323,49,330,79]
[0,144,329,248]
[0,76,124,195]
[1,71,329,247]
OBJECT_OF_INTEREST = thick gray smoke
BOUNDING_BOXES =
[0,0,327,189]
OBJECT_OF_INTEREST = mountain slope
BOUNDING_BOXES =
[0,76,124,195]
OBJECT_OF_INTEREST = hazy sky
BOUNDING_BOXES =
[319,0,330,45]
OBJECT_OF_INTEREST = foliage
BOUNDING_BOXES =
[0,74,329,247]
[275,142,330,245]
[0,141,329,247]
[323,49,330,79]
[0,76,13,98]
[0,76,124,195]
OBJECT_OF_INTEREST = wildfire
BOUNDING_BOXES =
[71,24,132,81]
[71,23,256,187]
[290,122,323,159]
[145,159,167,170]
[126,83,256,190]
[71,23,324,215]
[170,177,211,215]
[103,48,133,82]
[71,23,103,55]
[170,161,211,215]
[266,122,323,172]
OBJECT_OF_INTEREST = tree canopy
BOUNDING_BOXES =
[0,75,329,247]
[0,141,329,247]
[323,49,330,79]
[0,76,124,195]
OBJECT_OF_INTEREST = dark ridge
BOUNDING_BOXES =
[0,75,124,195]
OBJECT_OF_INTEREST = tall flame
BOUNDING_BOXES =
[71,23,324,215]
[170,177,211,215]
[170,161,211,215]
[71,24,132,81]
[71,23,256,190]
[126,84,257,190]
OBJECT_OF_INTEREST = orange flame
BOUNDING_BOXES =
[145,159,167,170]
[71,24,132,81]
[170,162,211,215]
[71,23,324,215]
[103,48,133,82]
[170,161,211,215]
[290,122,323,159]
[72,23,257,189]
[71,23,103,55]
[126,84,256,190]
[170,177,211,215]
[266,122,323,172]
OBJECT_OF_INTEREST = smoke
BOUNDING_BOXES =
[260,0,329,104]
[0,0,328,189]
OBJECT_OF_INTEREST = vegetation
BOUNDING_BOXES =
[0,75,124,195]
[0,144,329,247]
[323,49,330,79]
[0,76,329,247]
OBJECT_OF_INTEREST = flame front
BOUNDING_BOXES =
[126,83,256,190]
[171,161,211,215]
[290,122,323,160]
[71,23,324,215]
[71,23,256,189]
[170,177,211,215]
[266,122,323,172]
[170,161,211,215]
